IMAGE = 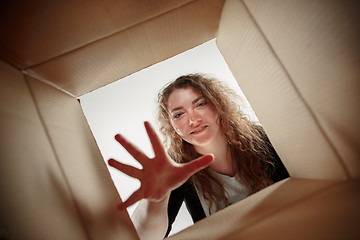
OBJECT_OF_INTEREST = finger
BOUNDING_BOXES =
[115,133,148,164]
[144,121,167,157]
[108,159,142,179]
[182,154,214,178]
[117,188,144,210]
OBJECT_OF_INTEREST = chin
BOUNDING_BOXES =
[192,138,214,148]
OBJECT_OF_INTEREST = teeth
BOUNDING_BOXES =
[192,126,206,133]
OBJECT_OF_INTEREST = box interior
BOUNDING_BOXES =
[1,0,359,239]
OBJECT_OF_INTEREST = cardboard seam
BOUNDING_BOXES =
[241,0,351,180]
[21,70,76,98]
[22,0,197,71]
[0,109,40,124]
[40,123,96,136]
[0,53,24,72]
[23,74,92,240]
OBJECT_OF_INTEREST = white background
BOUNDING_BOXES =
[79,39,258,235]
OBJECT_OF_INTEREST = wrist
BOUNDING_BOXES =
[145,194,170,213]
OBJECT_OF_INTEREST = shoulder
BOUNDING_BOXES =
[254,124,290,181]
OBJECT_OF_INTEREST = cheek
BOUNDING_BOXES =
[207,107,218,122]
[214,111,219,122]
[171,119,186,136]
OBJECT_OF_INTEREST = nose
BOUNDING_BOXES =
[188,112,201,126]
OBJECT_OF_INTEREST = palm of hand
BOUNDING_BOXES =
[108,121,213,210]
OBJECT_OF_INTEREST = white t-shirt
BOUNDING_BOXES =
[196,171,249,216]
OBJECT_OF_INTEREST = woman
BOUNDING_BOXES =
[108,74,289,240]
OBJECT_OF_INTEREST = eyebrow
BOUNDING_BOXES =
[170,96,204,113]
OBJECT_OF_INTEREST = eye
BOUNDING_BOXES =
[173,112,184,119]
[196,100,207,108]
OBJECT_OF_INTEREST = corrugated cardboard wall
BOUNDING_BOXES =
[27,76,138,240]
[0,0,194,69]
[244,0,360,179]
[1,0,225,97]
[1,0,359,239]
[217,0,360,180]
[0,61,138,240]
[0,61,89,240]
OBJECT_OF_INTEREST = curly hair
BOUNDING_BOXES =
[158,74,274,213]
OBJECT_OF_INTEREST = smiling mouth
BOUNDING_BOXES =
[191,125,208,135]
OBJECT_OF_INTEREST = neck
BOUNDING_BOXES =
[194,135,235,177]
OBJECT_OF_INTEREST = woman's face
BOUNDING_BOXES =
[167,87,221,148]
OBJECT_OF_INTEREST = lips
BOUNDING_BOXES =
[190,125,208,135]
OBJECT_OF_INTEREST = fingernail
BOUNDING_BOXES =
[115,134,122,141]
[108,159,114,165]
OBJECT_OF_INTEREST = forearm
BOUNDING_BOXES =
[131,195,170,240]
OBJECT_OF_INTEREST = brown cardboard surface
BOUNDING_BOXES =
[167,178,358,240]
[233,181,360,240]
[244,0,360,179]
[0,61,38,122]
[0,61,88,240]
[1,0,360,239]
[2,0,224,97]
[0,0,194,69]
[26,76,138,240]
[216,0,347,180]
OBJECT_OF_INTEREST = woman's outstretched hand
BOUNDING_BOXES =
[108,121,214,210]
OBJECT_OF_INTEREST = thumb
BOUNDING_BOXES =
[182,154,214,177]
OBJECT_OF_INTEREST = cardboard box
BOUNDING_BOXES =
[1,0,359,239]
